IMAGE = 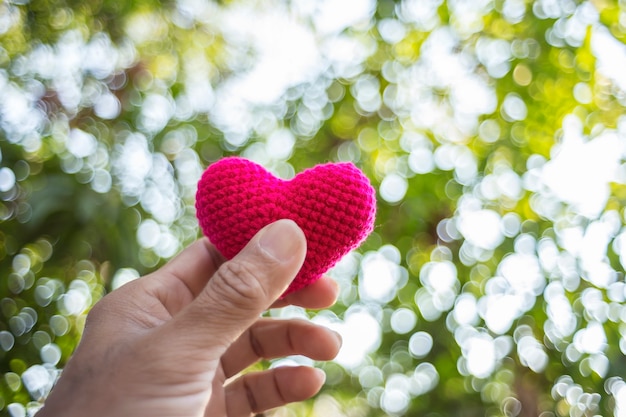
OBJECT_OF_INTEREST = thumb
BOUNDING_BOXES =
[169,219,306,350]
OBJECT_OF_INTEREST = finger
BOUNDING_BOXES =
[221,319,342,378]
[168,219,307,350]
[225,367,325,416]
[270,275,339,309]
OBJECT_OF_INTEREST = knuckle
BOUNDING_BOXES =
[243,377,260,413]
[84,302,105,327]
[212,260,270,307]
[248,326,266,359]
[84,294,117,325]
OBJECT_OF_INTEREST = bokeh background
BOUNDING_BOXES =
[2,0,626,416]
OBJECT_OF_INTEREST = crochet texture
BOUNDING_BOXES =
[195,156,377,295]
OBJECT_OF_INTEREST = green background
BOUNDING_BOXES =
[1,0,626,416]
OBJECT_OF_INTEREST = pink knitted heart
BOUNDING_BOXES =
[195,157,376,295]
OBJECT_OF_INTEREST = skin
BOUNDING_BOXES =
[37,219,342,417]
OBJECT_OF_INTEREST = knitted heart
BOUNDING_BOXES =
[195,157,376,295]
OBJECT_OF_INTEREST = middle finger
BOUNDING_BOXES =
[220,319,342,378]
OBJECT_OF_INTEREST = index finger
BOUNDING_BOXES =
[270,275,339,309]
[160,237,226,297]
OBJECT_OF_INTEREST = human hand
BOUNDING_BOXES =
[37,219,342,417]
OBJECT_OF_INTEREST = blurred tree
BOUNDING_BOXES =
[2,0,626,416]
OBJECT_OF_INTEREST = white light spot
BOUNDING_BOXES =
[0,167,16,191]
[21,365,54,401]
[311,0,376,35]
[517,335,548,372]
[408,147,435,174]
[359,365,383,388]
[399,0,442,31]
[266,129,295,160]
[410,362,439,396]
[542,126,624,218]
[328,307,381,369]
[139,94,174,134]
[378,18,407,44]
[574,321,607,354]
[465,335,496,378]
[453,293,478,326]
[500,253,545,296]
[7,403,25,417]
[457,209,504,250]
[359,252,402,303]
[94,91,121,119]
[573,82,592,104]
[420,261,458,293]
[614,381,626,417]
[40,343,62,365]
[111,268,140,290]
[592,25,626,91]
[67,128,97,158]
[49,315,70,337]
[154,230,180,258]
[137,219,160,249]
[409,331,433,358]
[390,308,417,334]
[479,119,501,143]
[380,173,408,204]
[481,294,521,334]
[0,330,15,351]
[381,387,410,415]
[113,132,152,196]
[58,280,92,316]
[91,169,112,194]
[501,93,527,121]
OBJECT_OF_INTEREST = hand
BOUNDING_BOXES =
[37,220,342,417]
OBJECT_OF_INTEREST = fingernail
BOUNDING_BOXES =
[329,279,340,299]
[331,330,343,348]
[259,219,303,262]
[313,368,326,384]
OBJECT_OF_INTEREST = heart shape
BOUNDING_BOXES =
[195,157,377,295]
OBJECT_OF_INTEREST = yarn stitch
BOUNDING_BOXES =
[195,156,377,295]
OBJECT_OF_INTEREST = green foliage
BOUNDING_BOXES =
[2,0,626,416]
